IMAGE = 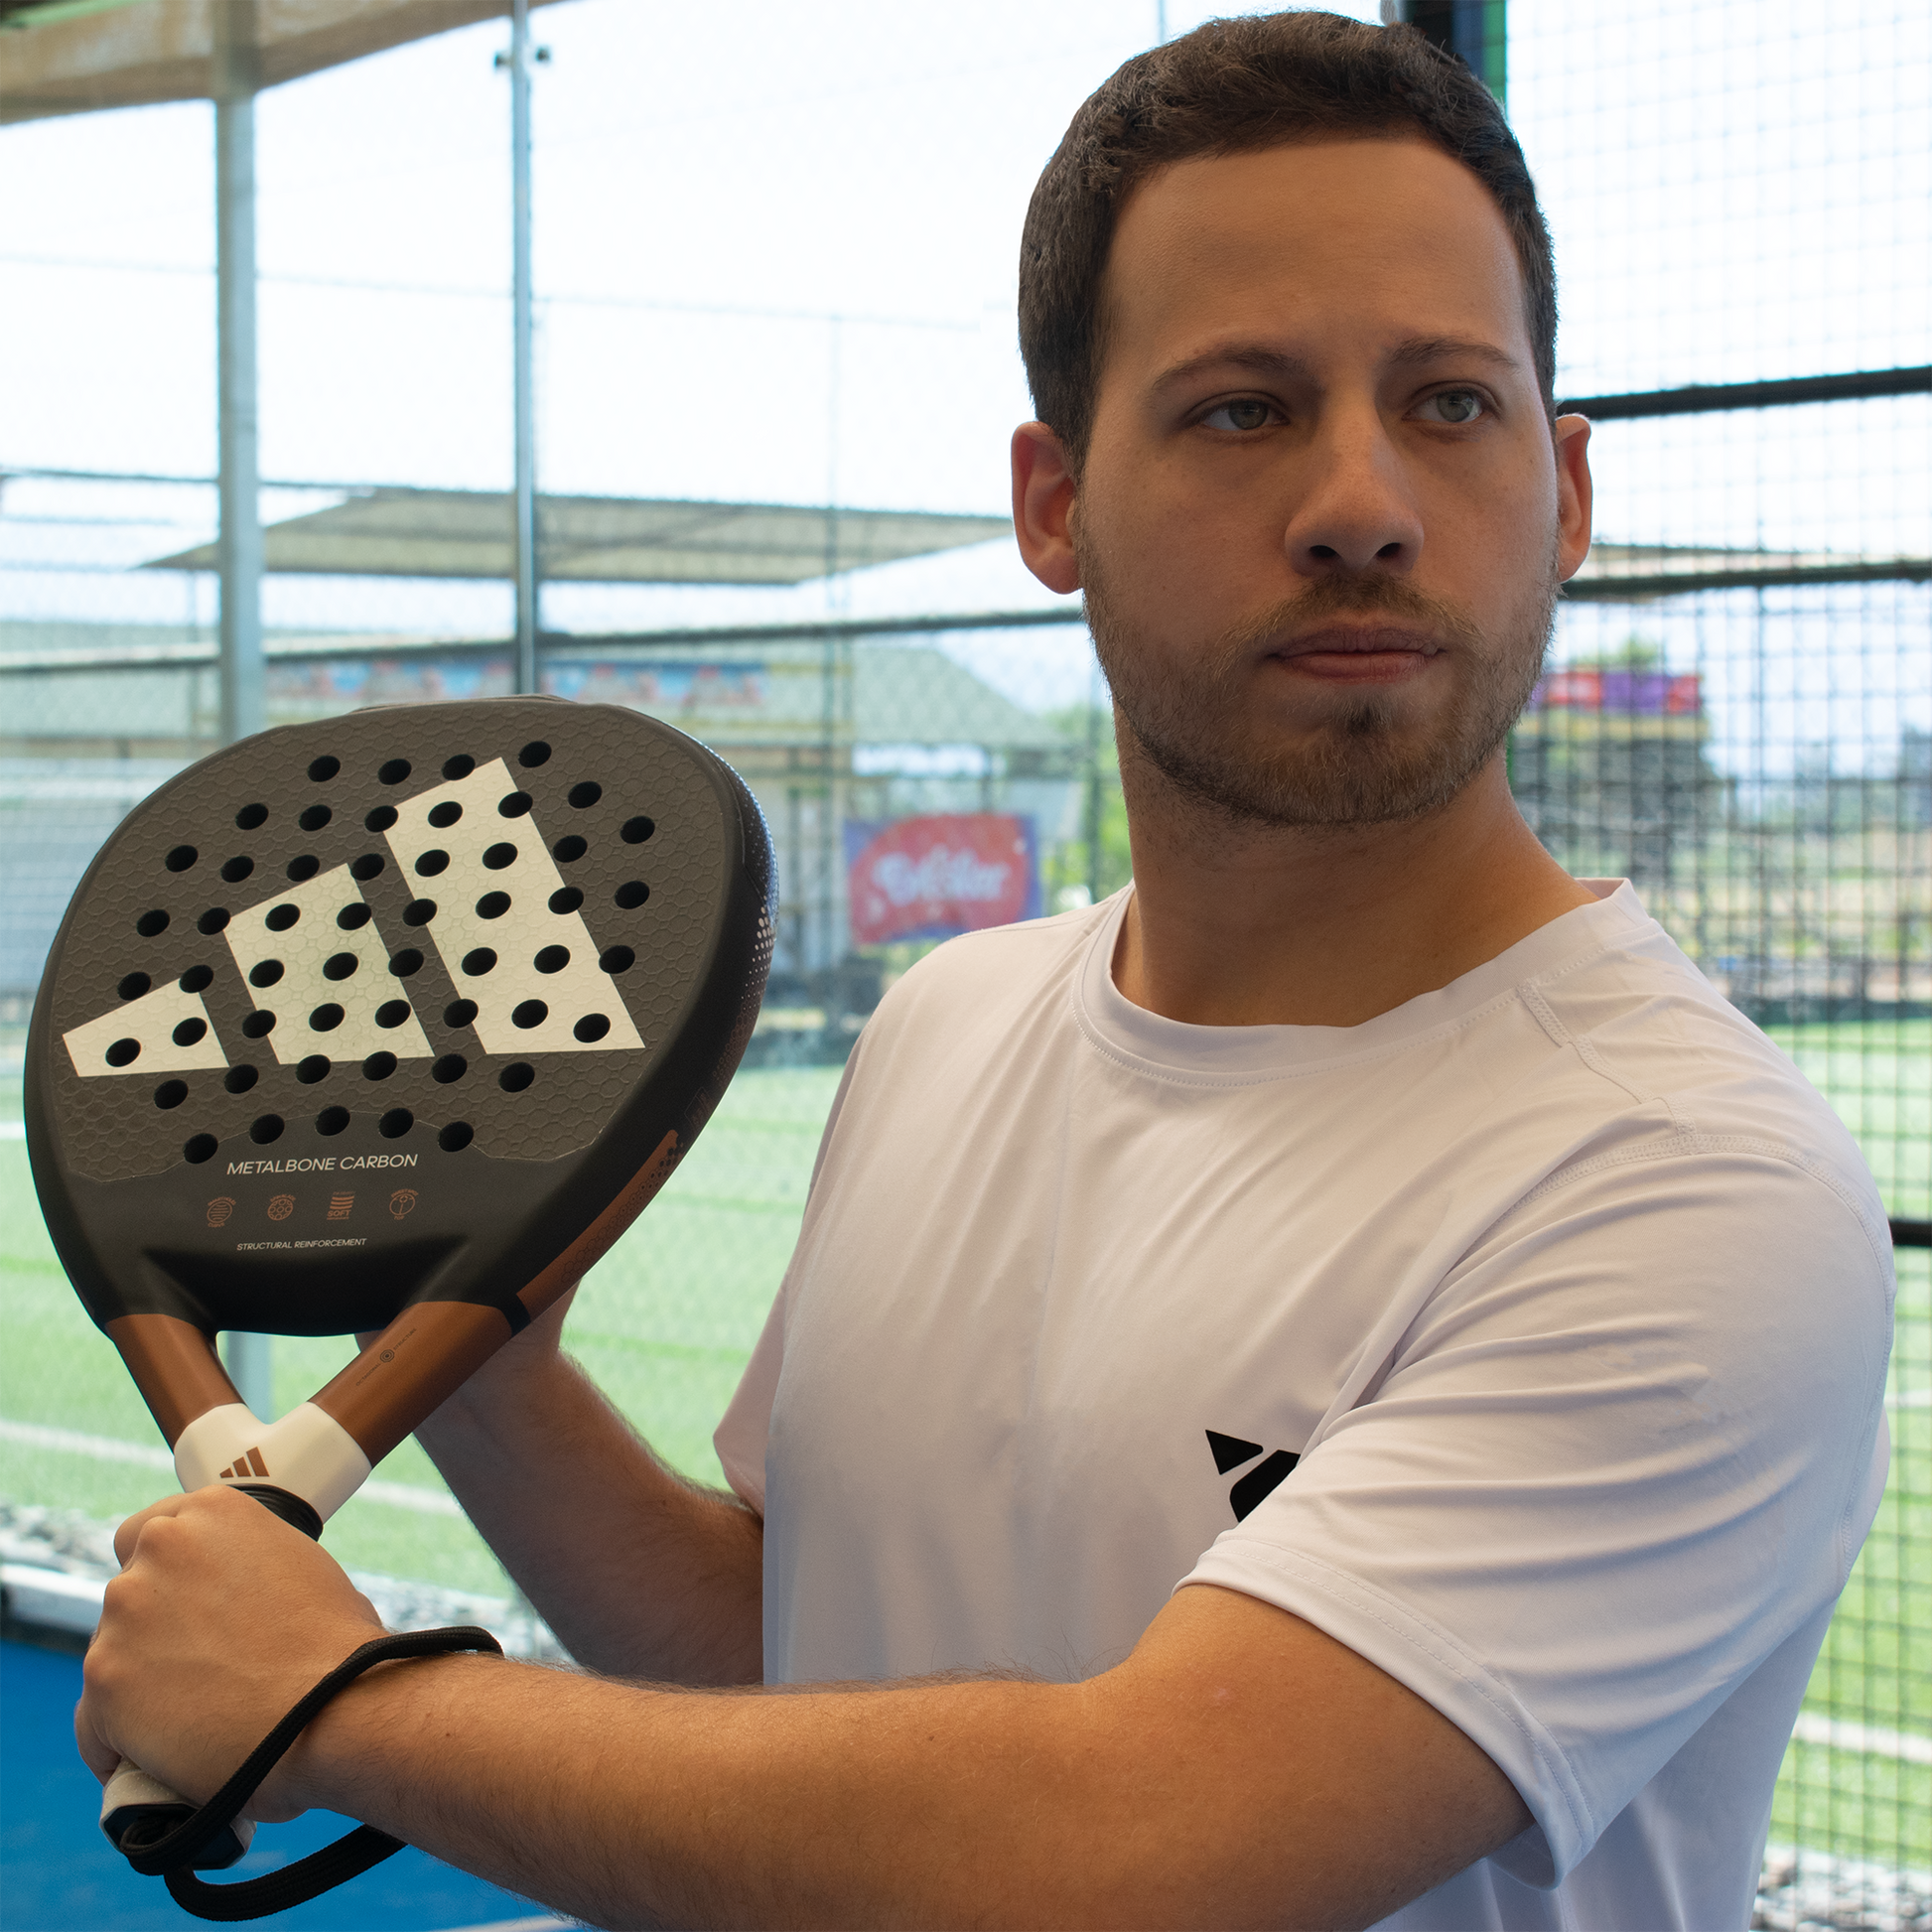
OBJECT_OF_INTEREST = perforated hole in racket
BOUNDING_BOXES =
[378,758,645,1059]
[32,696,773,1452]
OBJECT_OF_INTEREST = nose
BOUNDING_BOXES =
[1282,407,1423,578]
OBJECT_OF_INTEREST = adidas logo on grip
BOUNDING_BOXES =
[219,1448,271,1481]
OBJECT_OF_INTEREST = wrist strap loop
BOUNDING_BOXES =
[117,1623,503,1922]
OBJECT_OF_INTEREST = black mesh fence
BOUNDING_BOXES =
[0,0,1925,1909]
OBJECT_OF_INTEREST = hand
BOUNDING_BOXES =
[77,1485,385,1821]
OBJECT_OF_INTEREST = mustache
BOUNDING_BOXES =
[1220,575,1488,657]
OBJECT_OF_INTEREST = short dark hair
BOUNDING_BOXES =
[1018,12,1557,469]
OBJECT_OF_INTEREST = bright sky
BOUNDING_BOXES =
[0,0,1925,746]
[6,0,1344,503]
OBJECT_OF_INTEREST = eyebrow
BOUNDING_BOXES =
[1385,336,1523,374]
[1149,335,1523,395]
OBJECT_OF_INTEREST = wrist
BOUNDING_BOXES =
[278,1649,485,1818]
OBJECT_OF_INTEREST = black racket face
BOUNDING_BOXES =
[27,699,771,1341]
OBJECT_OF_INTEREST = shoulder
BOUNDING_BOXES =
[859,894,1119,1045]
[792,898,1118,1230]
[1511,902,1889,1255]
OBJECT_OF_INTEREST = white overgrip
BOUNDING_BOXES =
[100,1759,255,1863]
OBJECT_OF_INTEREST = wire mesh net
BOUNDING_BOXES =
[1506,3,1929,1898]
[0,0,1925,1909]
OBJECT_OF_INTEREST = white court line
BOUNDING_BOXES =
[0,1418,464,1516]
[1790,1712,1932,1765]
[0,1133,484,1512]
[440,1919,577,1931]
[0,1419,171,1471]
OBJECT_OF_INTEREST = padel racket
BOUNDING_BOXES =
[25,696,771,1900]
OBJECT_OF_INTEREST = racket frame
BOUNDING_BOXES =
[27,700,769,1529]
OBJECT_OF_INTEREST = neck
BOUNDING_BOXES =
[1111,729,1600,1029]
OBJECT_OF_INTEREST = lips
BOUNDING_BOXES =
[1266,623,1443,682]
[1272,622,1444,659]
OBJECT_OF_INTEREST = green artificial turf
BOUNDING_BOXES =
[1,1028,1925,1866]
[0,1065,840,1597]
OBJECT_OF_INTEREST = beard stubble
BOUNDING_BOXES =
[1081,545,1560,831]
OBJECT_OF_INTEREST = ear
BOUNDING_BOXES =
[1551,413,1592,583]
[1011,421,1082,596]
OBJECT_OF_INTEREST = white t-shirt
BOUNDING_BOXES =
[715,882,1893,1930]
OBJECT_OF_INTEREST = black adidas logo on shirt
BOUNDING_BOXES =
[1206,1431,1300,1521]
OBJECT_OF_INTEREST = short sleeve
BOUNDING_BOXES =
[1180,1144,1892,1885]
[714,1284,785,1512]
[711,1035,874,1512]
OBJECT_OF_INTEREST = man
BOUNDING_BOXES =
[81,15,1890,1929]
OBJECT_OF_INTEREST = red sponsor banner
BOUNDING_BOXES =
[1531,668,1703,716]
[845,814,1038,946]
[1665,673,1703,715]
[1539,668,1602,709]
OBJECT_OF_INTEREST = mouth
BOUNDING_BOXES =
[1265,622,1445,683]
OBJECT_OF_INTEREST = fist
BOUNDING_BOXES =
[77,1485,385,1821]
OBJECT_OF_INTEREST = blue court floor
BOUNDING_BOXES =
[1,1639,565,1931]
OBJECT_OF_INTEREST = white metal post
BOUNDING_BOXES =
[509,0,538,694]
[214,1,272,1420]
[214,5,263,747]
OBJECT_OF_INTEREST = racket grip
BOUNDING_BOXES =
[96,1470,321,1871]
[100,1760,254,1869]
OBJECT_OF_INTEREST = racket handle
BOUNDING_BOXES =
[96,1463,325,1870]
[100,1760,254,1869]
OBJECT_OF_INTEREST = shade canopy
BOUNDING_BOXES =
[0,0,566,122]
[144,487,1016,584]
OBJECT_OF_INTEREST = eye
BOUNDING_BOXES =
[1421,388,1487,425]
[1200,397,1278,433]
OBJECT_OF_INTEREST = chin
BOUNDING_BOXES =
[1147,705,1508,830]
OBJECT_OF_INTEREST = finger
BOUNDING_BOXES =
[73,1698,119,1786]
[112,1491,192,1568]
[86,1485,384,1813]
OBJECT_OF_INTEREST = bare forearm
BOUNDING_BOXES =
[85,1507,1524,1932]
[287,1590,1520,1932]
[294,1653,1116,1932]
[413,1351,762,1685]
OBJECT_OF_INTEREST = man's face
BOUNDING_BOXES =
[1066,137,1590,830]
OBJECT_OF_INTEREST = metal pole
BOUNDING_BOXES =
[821,317,840,985]
[509,0,538,693]
[819,632,835,981]
[1384,4,1507,105]
[214,2,271,1421]
[214,6,263,748]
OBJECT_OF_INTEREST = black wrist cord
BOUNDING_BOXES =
[113,1624,504,1923]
